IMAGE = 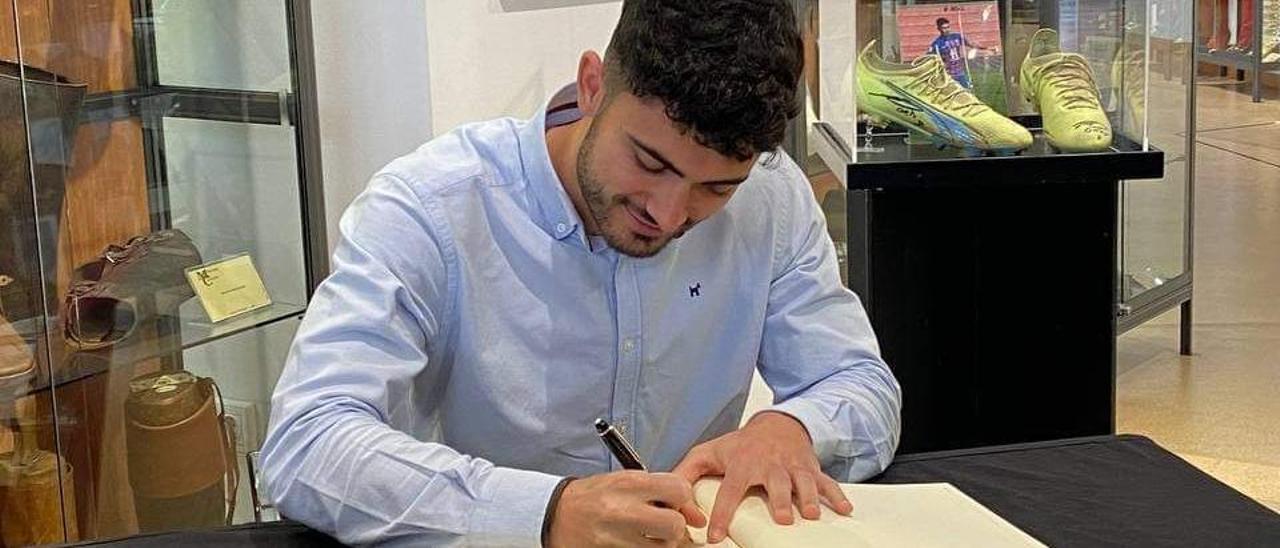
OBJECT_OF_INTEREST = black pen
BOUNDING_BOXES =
[595,418,647,471]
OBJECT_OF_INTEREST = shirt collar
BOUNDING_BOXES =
[518,84,590,248]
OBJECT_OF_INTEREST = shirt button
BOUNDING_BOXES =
[555,222,568,234]
[621,339,636,353]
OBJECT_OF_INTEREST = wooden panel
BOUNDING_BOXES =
[53,377,97,542]
[0,390,55,454]
[55,118,150,297]
[44,0,135,92]
[3,0,134,92]
[51,112,150,546]
[1,0,53,67]
[0,1,15,62]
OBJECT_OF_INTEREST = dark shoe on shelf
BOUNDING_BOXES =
[64,230,202,350]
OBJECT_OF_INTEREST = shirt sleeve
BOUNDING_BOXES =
[754,164,903,483]
[259,173,563,547]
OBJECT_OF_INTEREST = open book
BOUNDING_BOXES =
[683,479,1046,547]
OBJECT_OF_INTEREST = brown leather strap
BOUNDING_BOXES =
[210,380,239,525]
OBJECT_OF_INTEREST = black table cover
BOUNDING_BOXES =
[64,435,1280,547]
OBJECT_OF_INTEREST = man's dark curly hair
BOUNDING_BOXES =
[604,0,804,161]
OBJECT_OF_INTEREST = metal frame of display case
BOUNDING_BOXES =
[1195,0,1277,102]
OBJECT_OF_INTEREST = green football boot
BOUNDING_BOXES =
[856,41,1032,153]
[1020,28,1112,152]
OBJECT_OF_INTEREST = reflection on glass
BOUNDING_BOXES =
[162,118,307,308]
[1121,0,1191,300]
[818,0,859,153]
[3,20,84,545]
[179,315,299,525]
[154,0,292,92]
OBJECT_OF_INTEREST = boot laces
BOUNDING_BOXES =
[903,58,991,118]
[1034,55,1101,110]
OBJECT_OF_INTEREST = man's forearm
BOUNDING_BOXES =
[261,398,563,546]
[765,362,902,482]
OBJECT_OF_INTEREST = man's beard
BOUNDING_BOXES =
[576,126,686,258]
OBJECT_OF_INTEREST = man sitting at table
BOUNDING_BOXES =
[260,1,901,546]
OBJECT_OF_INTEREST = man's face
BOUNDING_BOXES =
[939,23,951,35]
[576,92,756,258]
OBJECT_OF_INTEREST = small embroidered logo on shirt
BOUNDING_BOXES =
[689,283,701,298]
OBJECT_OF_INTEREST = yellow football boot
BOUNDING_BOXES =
[856,41,1032,153]
[1020,28,1113,152]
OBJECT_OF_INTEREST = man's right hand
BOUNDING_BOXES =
[547,471,707,547]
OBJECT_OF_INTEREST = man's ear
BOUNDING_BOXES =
[576,50,607,117]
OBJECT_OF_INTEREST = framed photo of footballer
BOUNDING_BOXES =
[896,2,1010,114]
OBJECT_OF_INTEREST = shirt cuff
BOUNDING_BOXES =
[469,467,565,547]
[759,398,839,466]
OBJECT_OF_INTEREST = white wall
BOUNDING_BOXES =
[310,1,779,423]
[308,1,623,237]
[424,0,622,136]
[311,1,434,253]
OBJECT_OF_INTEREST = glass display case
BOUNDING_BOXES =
[790,0,1194,345]
[809,0,1164,173]
[1117,0,1195,349]
[1,0,323,543]
[793,0,1192,340]
[790,0,1193,452]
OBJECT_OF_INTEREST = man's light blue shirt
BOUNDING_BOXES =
[261,87,901,547]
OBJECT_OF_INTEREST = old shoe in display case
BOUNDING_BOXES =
[64,229,202,350]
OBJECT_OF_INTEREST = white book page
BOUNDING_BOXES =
[683,479,1047,548]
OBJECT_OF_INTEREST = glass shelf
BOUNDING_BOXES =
[812,118,1163,190]
[0,301,307,399]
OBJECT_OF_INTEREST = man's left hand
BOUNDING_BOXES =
[671,411,853,544]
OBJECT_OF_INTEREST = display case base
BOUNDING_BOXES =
[816,124,1164,453]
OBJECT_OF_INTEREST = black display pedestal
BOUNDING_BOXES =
[818,122,1164,453]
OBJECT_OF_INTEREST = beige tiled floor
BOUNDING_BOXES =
[1116,81,1280,514]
